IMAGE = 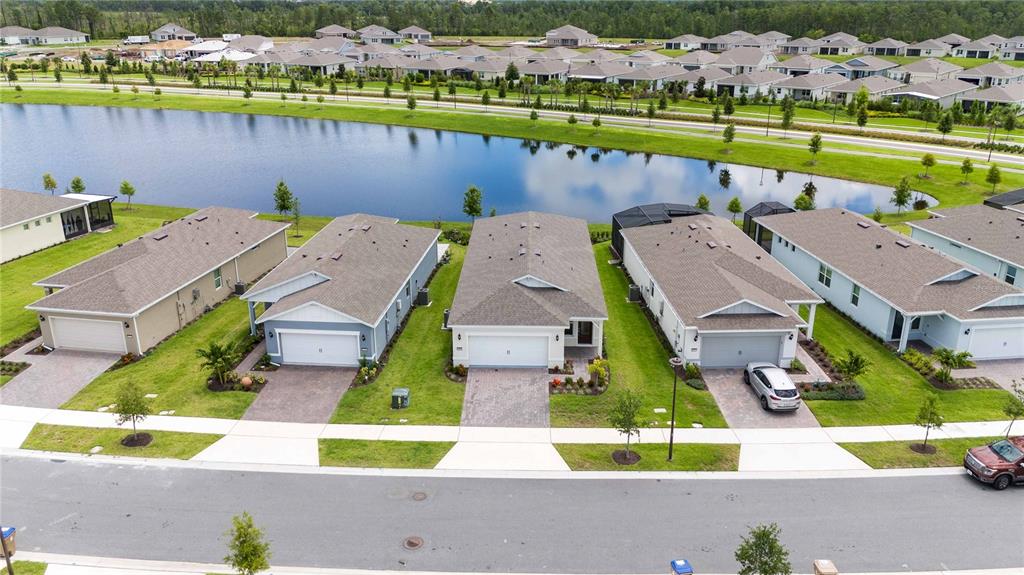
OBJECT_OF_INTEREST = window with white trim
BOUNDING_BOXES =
[22,223,29,230]
[817,264,832,288]
[1006,265,1017,286]
[851,284,860,306]
[213,267,223,289]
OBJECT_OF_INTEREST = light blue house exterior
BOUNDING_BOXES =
[908,205,1021,287]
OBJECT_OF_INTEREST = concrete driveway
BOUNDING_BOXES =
[953,359,1023,394]
[461,368,550,427]
[702,369,821,429]
[0,338,119,408]
[242,366,355,423]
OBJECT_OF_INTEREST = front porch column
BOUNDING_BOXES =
[247,300,258,336]
[806,303,817,340]
[596,321,604,357]
[897,314,913,353]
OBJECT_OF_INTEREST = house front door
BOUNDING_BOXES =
[577,321,593,345]
[890,312,905,340]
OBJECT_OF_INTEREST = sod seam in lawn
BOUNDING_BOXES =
[20,423,221,460]
[555,442,739,471]
[841,437,1003,469]
[319,438,455,468]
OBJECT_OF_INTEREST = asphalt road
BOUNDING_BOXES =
[2,456,1022,573]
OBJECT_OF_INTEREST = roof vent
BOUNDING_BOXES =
[707,241,717,249]
[895,240,910,248]
[534,251,541,256]
[195,215,208,222]
[330,250,343,261]
[875,243,882,249]
[857,221,871,229]
[361,225,372,232]
[520,222,527,229]
[153,232,168,241]
[688,223,697,230]
[519,248,526,256]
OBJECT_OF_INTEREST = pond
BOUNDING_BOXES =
[0,104,931,222]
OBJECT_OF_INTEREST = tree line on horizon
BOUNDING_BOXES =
[3,0,1023,44]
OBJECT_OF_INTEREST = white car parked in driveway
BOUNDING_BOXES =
[743,362,802,411]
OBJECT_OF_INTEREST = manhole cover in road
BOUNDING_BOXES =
[403,536,424,550]
[411,491,428,501]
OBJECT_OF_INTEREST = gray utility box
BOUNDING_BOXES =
[391,387,410,409]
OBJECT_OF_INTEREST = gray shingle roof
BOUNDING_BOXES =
[449,212,606,327]
[317,24,356,36]
[867,38,908,49]
[33,26,86,38]
[890,78,976,99]
[908,39,952,51]
[520,59,570,75]
[757,208,1023,320]
[536,46,581,61]
[0,188,90,229]
[911,204,1024,268]
[962,83,1024,105]
[568,61,633,79]
[619,65,688,82]
[358,25,400,39]
[30,207,289,315]
[717,70,787,86]
[836,55,897,72]
[715,47,771,68]
[773,54,831,71]
[546,25,594,40]
[828,75,904,94]
[774,73,848,90]
[891,57,962,75]
[569,49,624,63]
[959,61,1024,79]
[671,50,718,66]
[674,67,733,84]
[622,214,820,331]
[399,26,430,35]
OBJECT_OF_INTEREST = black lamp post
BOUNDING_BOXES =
[668,356,684,461]
[765,99,773,136]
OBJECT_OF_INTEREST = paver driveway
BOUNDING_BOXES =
[702,369,821,429]
[953,359,1023,394]
[242,365,356,423]
[461,368,550,427]
[0,338,119,408]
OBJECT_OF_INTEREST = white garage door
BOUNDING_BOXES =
[51,316,126,353]
[968,325,1024,360]
[700,334,782,368]
[468,335,548,367]
[279,330,360,366]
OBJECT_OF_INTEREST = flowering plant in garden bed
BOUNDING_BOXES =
[444,362,467,382]
[548,358,574,375]
[353,358,380,387]
[251,353,278,372]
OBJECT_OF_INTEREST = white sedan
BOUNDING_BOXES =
[743,362,802,411]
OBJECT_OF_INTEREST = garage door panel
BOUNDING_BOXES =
[968,326,1024,360]
[51,316,126,353]
[468,335,548,368]
[280,331,360,366]
[701,334,782,368]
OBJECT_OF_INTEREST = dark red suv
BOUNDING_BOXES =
[963,436,1024,490]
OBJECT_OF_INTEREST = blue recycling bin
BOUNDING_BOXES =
[670,559,693,574]
[1,525,15,556]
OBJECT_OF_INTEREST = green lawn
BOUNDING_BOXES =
[319,439,454,468]
[1,562,47,575]
[0,374,12,387]
[550,243,727,428]
[842,437,1001,469]
[62,298,257,418]
[0,202,193,348]
[804,306,1012,426]
[555,443,739,471]
[330,244,466,425]
[257,213,331,246]
[20,424,221,459]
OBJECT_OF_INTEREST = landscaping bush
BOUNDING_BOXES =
[800,380,865,401]
[901,348,935,378]
[684,362,701,380]
[788,358,806,374]
[912,199,929,211]
[684,378,706,391]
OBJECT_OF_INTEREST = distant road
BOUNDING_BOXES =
[3,456,1022,573]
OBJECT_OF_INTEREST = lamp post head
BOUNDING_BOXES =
[668,357,684,368]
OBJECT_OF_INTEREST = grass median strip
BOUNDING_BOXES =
[555,443,739,471]
[319,439,455,468]
[20,424,222,460]
[2,562,47,575]
[841,437,1002,469]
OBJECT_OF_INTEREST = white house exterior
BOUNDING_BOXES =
[887,58,963,84]
[31,26,88,45]
[151,23,196,42]
[773,73,847,101]
[865,38,907,57]
[448,212,607,369]
[756,208,1024,360]
[769,54,832,76]
[909,205,1022,287]
[399,26,432,43]
[953,40,997,59]
[0,26,34,45]
[957,62,1024,87]
[545,25,597,48]
[0,189,116,263]
[713,47,777,75]
[826,75,905,104]
[621,214,821,368]
[779,37,823,56]
[905,39,952,58]
[665,34,706,51]
[888,78,976,108]
[358,25,401,45]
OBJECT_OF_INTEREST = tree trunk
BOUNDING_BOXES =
[922,425,930,449]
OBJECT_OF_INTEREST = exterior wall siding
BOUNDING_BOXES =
[909,227,1007,279]
[1,217,67,262]
[38,310,130,351]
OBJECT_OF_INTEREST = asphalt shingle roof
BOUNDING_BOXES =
[0,188,90,229]
[911,204,1024,268]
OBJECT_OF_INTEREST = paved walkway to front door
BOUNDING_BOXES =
[703,369,822,429]
[0,338,120,409]
[461,368,550,427]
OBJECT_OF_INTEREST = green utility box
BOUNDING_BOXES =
[391,387,410,409]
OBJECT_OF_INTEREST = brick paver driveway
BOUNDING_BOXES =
[0,338,119,408]
[953,359,1023,394]
[703,369,821,429]
[461,368,550,427]
[242,366,356,423]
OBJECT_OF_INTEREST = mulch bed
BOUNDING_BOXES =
[612,449,641,465]
[207,376,266,393]
[0,329,41,357]
[909,443,937,455]
[25,345,52,356]
[120,432,153,447]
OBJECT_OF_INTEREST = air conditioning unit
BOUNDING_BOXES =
[234,282,246,295]
[415,288,430,306]
[627,284,641,302]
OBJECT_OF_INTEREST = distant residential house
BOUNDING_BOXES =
[315,24,357,39]
[772,73,848,101]
[138,40,192,59]
[463,58,513,81]
[399,42,442,60]
[228,35,273,53]
[243,214,438,367]
[491,45,541,62]
[864,38,907,57]
[888,78,977,108]
[675,67,733,93]
[399,25,432,43]
[825,55,898,79]
[285,52,356,76]
[670,50,718,70]
[905,39,952,58]
[826,75,905,104]
[545,24,597,48]
[0,25,34,45]
[623,49,672,69]
[151,23,196,42]
[402,55,466,78]
[664,34,706,51]
[352,53,410,77]
[29,208,289,355]
[957,62,1024,87]
[935,33,970,49]
[713,47,777,75]
[1001,47,1024,62]
[717,70,788,96]
[569,49,625,65]
[358,24,402,45]
[192,49,256,65]
[952,40,997,59]
[817,37,865,56]
[769,54,831,76]
[887,58,963,84]
[976,34,1007,49]
[453,44,494,62]
[908,205,1023,287]
[182,39,228,60]
[753,208,1024,359]
[617,64,687,89]
[820,32,859,44]
[352,43,401,61]
[701,30,755,53]
[0,189,116,263]
[778,37,823,56]
[519,59,570,83]
[567,61,633,83]
[755,30,792,48]
[536,46,581,63]
[959,84,1024,113]
[31,26,89,45]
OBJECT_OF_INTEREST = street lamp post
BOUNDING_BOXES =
[668,357,685,461]
[765,99,773,136]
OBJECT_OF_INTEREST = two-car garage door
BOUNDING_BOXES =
[50,316,127,354]
[700,333,782,368]
[278,330,361,366]
[467,335,548,368]
[968,325,1024,360]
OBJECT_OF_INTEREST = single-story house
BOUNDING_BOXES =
[713,47,777,75]
[826,55,898,79]
[716,70,788,96]
[953,40,997,59]
[976,34,1007,49]
[402,55,465,78]
[352,43,401,61]
[545,24,597,48]
[887,58,963,84]
[229,35,273,53]
[352,53,411,77]
[674,67,733,93]
[30,26,88,45]
[670,50,718,70]
[618,64,687,89]
[315,24,357,39]
[888,78,976,108]
[358,24,401,45]
[817,37,865,56]
[779,37,823,56]
[1,189,116,263]
[151,23,196,42]
[935,33,970,49]
[536,46,581,63]
[984,188,1024,213]
[826,75,905,103]
[27,207,289,355]
[243,214,438,367]
[769,54,832,76]
[448,212,607,369]
[772,73,848,101]
[1001,48,1024,62]
[0,26,35,45]
[192,48,256,65]
[138,40,193,60]
[519,59,570,83]
[956,61,1024,87]
[754,208,1024,359]
[664,34,706,51]
[182,40,228,60]
[701,31,754,53]
[610,203,707,258]
[905,39,952,58]
[567,61,633,83]
[285,52,356,76]
[959,84,1024,112]
[821,32,859,44]
[453,44,494,62]
[569,49,625,65]
[621,213,822,368]
[399,25,432,43]
[756,30,792,48]
[865,38,907,57]
[624,49,672,69]
[465,58,520,81]
[491,45,541,62]
[908,204,1022,287]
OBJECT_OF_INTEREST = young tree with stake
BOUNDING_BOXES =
[920,153,936,179]
[722,123,736,153]
[115,381,151,445]
[120,180,136,210]
[891,176,912,214]
[808,133,822,165]
[960,158,973,184]
[914,395,943,453]
[43,173,57,195]
[986,164,1001,193]
[727,197,742,221]
[609,388,642,464]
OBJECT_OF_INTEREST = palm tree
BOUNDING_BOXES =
[196,342,238,386]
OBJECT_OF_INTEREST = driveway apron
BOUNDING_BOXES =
[702,368,821,429]
[461,368,550,427]
[241,366,355,423]
[0,338,119,409]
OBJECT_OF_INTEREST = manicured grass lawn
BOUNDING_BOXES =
[841,437,1002,469]
[555,442,739,471]
[0,375,12,387]
[257,213,331,246]
[550,243,727,428]
[20,424,221,459]
[1,562,47,575]
[330,244,466,425]
[318,439,454,468]
[62,298,256,418]
[0,202,193,348]
[804,306,1012,426]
